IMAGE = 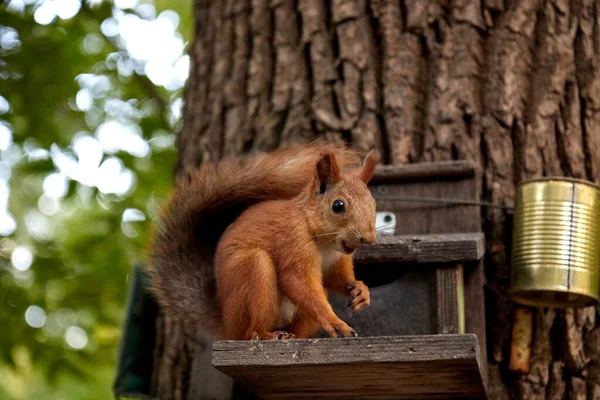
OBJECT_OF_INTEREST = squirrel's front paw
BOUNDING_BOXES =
[346,281,370,312]
[322,318,358,338]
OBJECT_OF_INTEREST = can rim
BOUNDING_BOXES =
[509,288,599,308]
[517,176,600,191]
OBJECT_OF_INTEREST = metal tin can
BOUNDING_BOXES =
[509,177,600,308]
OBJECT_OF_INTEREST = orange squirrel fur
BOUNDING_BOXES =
[148,143,378,340]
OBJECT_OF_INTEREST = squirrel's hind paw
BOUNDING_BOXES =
[251,331,296,340]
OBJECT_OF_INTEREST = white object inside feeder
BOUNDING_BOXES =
[376,212,396,235]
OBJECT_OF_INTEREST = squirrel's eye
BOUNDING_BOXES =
[332,199,345,214]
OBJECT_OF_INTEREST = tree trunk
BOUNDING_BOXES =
[153,0,600,398]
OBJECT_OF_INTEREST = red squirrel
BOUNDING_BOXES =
[148,143,378,340]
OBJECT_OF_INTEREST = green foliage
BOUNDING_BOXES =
[0,0,191,397]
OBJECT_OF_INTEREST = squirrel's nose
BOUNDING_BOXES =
[360,231,376,245]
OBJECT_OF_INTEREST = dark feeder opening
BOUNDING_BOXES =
[321,261,435,338]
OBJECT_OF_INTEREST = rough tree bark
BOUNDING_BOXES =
[152,0,600,399]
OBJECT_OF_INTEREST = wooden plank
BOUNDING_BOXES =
[436,264,465,335]
[212,334,487,399]
[354,233,485,264]
[464,260,488,366]
[371,161,476,182]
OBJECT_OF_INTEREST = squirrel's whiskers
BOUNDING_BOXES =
[314,231,342,238]
[376,221,396,232]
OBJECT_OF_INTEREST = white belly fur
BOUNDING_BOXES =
[274,247,341,328]
[275,296,297,328]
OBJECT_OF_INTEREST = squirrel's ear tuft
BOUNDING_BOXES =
[315,151,341,194]
[360,150,377,184]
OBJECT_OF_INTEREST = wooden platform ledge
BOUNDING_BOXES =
[212,334,488,399]
[354,232,485,264]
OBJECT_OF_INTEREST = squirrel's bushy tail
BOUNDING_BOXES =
[147,143,361,334]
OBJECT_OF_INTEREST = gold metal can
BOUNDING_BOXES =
[509,177,600,308]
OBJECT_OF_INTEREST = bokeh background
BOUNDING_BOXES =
[0,0,190,398]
